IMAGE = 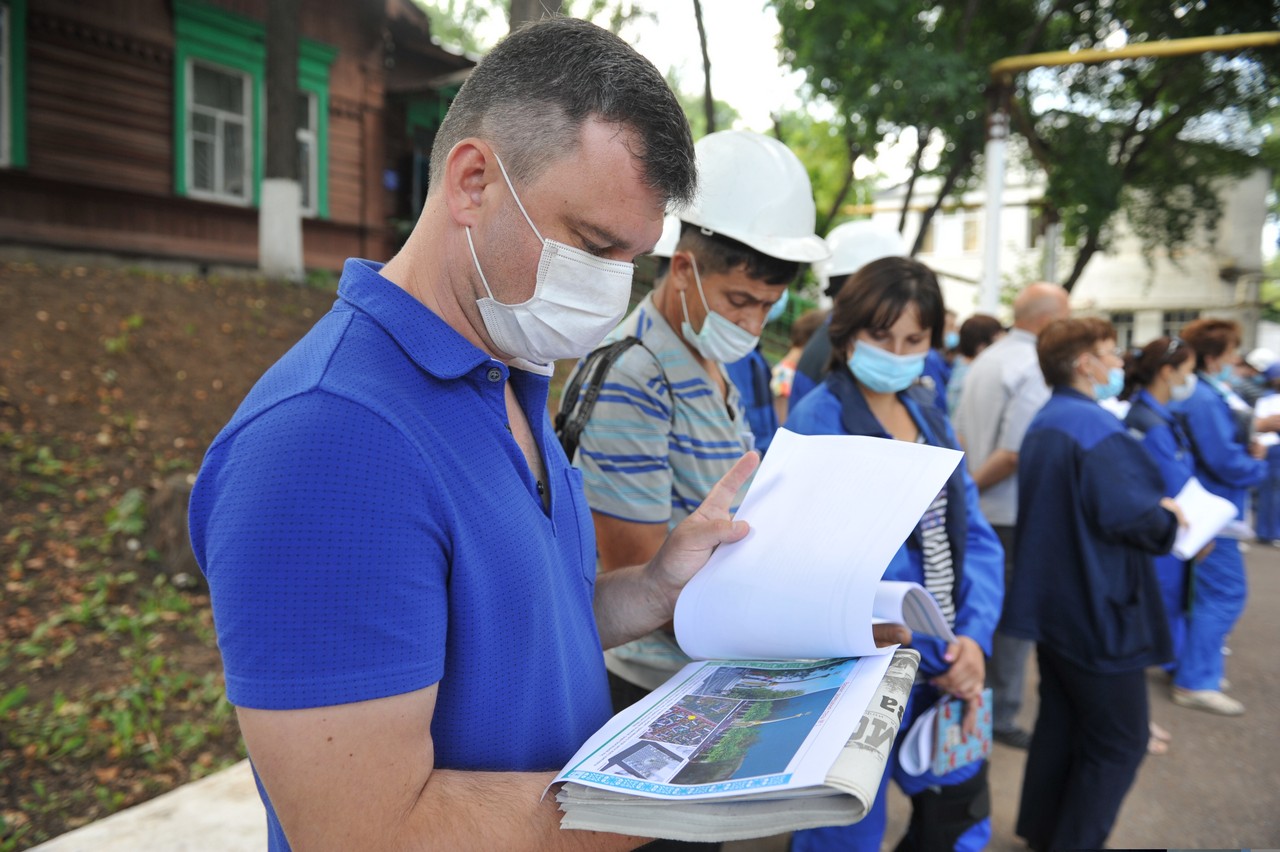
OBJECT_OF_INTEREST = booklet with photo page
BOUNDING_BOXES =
[554,429,966,841]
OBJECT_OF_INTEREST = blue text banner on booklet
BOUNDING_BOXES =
[674,428,964,661]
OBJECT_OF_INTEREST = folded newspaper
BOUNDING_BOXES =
[554,431,962,840]
[555,649,920,841]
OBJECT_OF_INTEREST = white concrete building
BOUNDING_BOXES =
[866,162,1272,351]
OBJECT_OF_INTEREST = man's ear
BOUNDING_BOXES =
[667,251,694,294]
[442,139,495,228]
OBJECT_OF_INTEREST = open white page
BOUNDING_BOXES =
[1255,394,1280,446]
[674,429,963,661]
[1171,476,1239,560]
[872,581,957,645]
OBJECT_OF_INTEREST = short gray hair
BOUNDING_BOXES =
[428,17,696,207]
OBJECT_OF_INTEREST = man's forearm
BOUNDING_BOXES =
[971,449,1018,491]
[408,769,646,852]
[593,564,670,651]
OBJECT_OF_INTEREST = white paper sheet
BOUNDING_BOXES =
[674,429,963,661]
[1255,394,1280,446]
[873,581,957,645]
[1172,476,1239,560]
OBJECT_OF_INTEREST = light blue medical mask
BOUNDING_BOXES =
[1214,364,1235,385]
[944,331,960,351]
[766,289,790,325]
[1093,367,1125,401]
[679,257,760,363]
[847,341,927,394]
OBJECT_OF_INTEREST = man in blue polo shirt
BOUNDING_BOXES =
[188,19,757,851]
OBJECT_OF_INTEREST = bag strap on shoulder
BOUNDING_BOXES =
[556,336,673,462]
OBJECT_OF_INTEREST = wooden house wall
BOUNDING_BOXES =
[0,0,443,271]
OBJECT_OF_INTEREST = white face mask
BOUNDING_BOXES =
[467,152,635,366]
[1170,372,1197,402]
[679,256,760,363]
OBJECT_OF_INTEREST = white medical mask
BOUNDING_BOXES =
[467,152,635,366]
[1170,372,1197,403]
[679,257,760,363]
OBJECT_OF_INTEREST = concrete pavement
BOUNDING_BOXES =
[34,544,1280,851]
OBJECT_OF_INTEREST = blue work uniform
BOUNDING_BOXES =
[1124,388,1197,667]
[1006,387,1176,852]
[787,368,1004,852]
[726,345,779,453]
[1170,374,1266,692]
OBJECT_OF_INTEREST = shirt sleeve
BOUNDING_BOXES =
[997,365,1050,453]
[191,392,449,710]
[574,346,675,524]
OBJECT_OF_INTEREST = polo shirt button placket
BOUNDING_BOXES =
[487,366,502,383]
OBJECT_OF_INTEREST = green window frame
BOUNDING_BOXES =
[1,0,27,168]
[172,0,335,216]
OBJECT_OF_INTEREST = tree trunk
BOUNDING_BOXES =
[1061,227,1099,292]
[260,0,304,283]
[819,137,863,235]
[509,0,565,31]
[910,145,974,256]
[692,0,715,134]
[897,126,930,235]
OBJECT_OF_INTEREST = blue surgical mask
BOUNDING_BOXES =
[766,289,790,325]
[848,341,926,394]
[1093,367,1125,401]
[944,331,960,351]
[1214,365,1235,385]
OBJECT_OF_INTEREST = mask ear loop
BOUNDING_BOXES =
[677,254,712,334]
[491,152,544,243]
[465,227,497,300]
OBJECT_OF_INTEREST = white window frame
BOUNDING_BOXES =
[0,2,10,167]
[1162,309,1200,340]
[185,58,252,205]
[962,207,982,254]
[296,90,317,217]
[1110,311,1135,351]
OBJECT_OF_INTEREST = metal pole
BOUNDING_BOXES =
[978,93,1008,314]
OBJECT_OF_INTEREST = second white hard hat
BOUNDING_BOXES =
[1246,347,1277,373]
[678,130,829,263]
[814,219,909,293]
[650,214,681,259]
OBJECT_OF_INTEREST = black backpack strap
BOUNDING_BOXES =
[557,336,674,463]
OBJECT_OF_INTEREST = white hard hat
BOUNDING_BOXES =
[1246,347,1277,372]
[650,214,681,259]
[814,220,909,293]
[678,130,829,263]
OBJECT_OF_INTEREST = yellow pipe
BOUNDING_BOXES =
[990,31,1280,81]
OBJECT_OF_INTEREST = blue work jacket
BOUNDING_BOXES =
[1007,387,1176,673]
[785,367,1004,677]
[1171,375,1265,514]
[1124,388,1196,497]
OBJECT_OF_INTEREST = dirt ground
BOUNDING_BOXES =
[0,253,343,848]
